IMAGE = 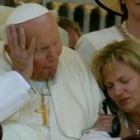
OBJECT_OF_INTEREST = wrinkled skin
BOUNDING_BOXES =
[5,13,62,81]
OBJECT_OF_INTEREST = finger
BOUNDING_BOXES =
[28,37,36,55]
[101,126,112,132]
[94,115,114,129]
[100,114,115,119]
[97,126,112,132]
[10,25,19,49]
[6,25,13,49]
[19,27,26,49]
[6,26,11,45]
[7,25,19,52]
[96,119,113,128]
[97,115,114,124]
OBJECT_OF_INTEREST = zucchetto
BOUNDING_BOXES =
[6,3,49,25]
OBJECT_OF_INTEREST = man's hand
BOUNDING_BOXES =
[6,24,36,80]
[93,114,115,132]
[93,114,132,138]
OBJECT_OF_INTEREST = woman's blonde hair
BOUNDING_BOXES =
[91,39,140,90]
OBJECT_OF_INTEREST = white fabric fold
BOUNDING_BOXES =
[0,71,30,122]
[49,47,101,139]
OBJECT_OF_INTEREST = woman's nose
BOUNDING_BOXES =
[113,85,123,96]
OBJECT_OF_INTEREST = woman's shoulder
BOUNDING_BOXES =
[83,26,118,39]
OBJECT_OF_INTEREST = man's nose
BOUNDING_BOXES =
[47,47,56,61]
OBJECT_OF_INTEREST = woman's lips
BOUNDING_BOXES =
[118,98,130,106]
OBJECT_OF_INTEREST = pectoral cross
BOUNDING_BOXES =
[35,93,48,125]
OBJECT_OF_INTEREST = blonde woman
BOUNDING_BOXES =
[87,39,140,140]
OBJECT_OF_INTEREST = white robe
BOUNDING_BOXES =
[76,26,125,65]
[0,42,101,140]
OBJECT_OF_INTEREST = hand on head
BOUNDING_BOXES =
[5,24,36,80]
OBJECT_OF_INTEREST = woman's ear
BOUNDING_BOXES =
[4,45,10,55]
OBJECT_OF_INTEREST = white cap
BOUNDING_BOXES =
[6,3,49,25]
[1,3,49,43]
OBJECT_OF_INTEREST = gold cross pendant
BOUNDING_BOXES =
[35,93,48,125]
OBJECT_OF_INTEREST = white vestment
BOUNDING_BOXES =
[0,41,101,140]
[76,26,125,65]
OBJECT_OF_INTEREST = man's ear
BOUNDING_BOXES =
[4,45,10,55]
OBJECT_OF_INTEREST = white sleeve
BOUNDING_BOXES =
[0,71,30,122]
[13,71,30,90]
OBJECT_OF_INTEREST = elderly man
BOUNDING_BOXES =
[0,3,101,140]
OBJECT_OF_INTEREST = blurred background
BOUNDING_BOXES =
[0,0,123,33]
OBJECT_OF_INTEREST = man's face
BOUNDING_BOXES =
[23,13,62,80]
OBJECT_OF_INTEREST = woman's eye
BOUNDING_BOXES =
[121,79,129,84]
[41,47,47,50]
[106,84,113,89]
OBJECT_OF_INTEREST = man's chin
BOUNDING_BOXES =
[46,69,57,78]
[31,74,55,81]
[45,73,55,79]
[31,68,57,81]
